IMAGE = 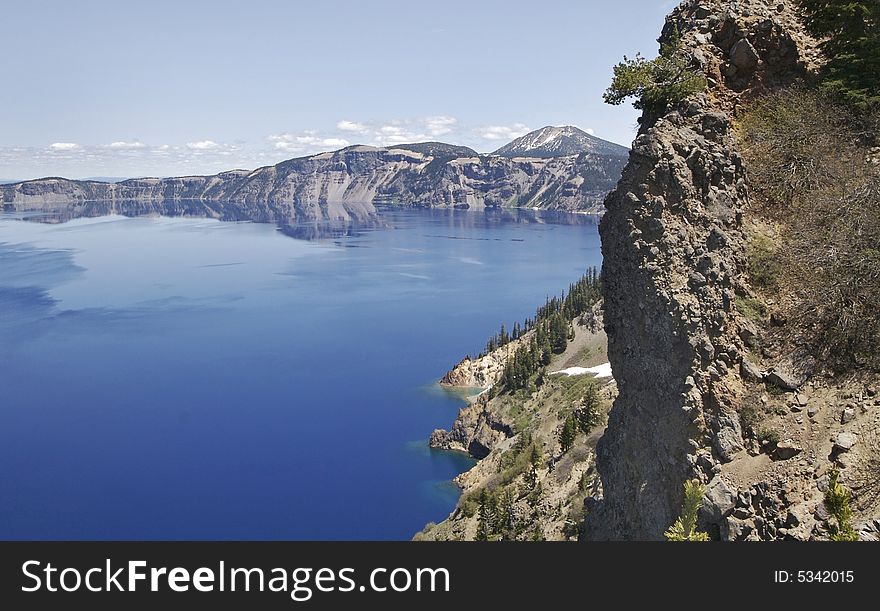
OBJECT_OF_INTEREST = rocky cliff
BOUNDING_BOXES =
[1,132,628,221]
[419,317,614,541]
[585,0,880,541]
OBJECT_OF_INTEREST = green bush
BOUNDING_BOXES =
[735,295,768,322]
[756,427,781,447]
[747,234,781,289]
[738,399,763,434]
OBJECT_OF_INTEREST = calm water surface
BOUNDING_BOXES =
[0,208,601,539]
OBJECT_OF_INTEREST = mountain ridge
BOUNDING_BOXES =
[1,129,628,221]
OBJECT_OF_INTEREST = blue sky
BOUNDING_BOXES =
[1,0,678,179]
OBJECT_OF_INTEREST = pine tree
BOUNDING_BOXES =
[495,488,517,540]
[476,488,492,541]
[559,414,577,454]
[575,382,602,434]
[824,469,859,541]
[797,0,880,109]
[525,444,542,489]
[550,314,568,354]
[664,480,710,541]
[604,25,707,114]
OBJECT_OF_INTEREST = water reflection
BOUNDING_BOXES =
[2,201,599,242]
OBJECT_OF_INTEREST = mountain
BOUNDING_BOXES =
[388,142,478,158]
[1,135,627,221]
[491,126,629,159]
[81,176,131,183]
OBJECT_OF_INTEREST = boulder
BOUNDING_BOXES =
[723,516,753,541]
[731,38,760,71]
[833,432,858,453]
[766,361,808,391]
[702,475,738,523]
[713,414,745,462]
[841,407,855,424]
[740,358,763,383]
[774,439,802,460]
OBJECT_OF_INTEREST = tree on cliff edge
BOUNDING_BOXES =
[604,26,707,115]
[797,0,880,109]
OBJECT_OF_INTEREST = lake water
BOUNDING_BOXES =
[0,207,602,540]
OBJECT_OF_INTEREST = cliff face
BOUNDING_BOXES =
[1,144,627,222]
[584,0,822,540]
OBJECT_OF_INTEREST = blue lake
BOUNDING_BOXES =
[0,208,602,540]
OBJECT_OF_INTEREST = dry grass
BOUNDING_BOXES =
[738,89,880,371]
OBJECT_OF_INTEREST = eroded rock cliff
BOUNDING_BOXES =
[584,0,826,540]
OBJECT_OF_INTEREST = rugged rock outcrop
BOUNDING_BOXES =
[440,337,529,389]
[429,393,515,459]
[584,0,822,540]
[2,133,628,221]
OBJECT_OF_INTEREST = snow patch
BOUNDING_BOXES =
[551,363,613,379]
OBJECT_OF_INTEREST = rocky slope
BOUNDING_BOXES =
[492,126,630,158]
[419,318,614,541]
[1,129,628,221]
[583,0,879,541]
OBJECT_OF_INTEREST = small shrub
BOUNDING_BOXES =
[824,469,859,541]
[738,400,763,434]
[665,480,710,541]
[747,234,781,289]
[756,427,781,447]
[735,295,767,322]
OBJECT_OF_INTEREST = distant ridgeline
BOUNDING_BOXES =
[0,127,629,222]
[478,268,602,393]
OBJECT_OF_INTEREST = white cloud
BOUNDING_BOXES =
[321,137,350,148]
[378,125,404,135]
[473,123,531,141]
[585,128,595,136]
[268,133,350,153]
[108,140,146,149]
[336,120,368,133]
[424,115,457,137]
[186,140,222,151]
[48,142,81,152]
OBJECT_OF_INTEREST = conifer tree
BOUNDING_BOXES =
[575,382,602,434]
[559,414,577,454]
[824,469,859,541]
[797,0,879,109]
[664,480,710,541]
[525,444,542,489]
[476,488,492,541]
[604,26,707,114]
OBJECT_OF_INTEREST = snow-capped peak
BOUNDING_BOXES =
[491,126,629,159]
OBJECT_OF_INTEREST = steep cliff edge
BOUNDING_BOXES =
[583,0,845,540]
